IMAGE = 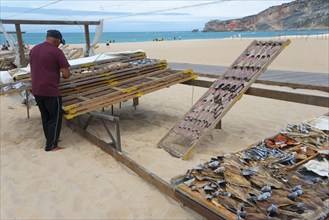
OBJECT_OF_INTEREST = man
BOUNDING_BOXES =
[30,30,71,152]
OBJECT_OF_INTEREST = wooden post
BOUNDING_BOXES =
[133,97,139,110]
[84,24,90,57]
[25,89,30,119]
[14,24,26,67]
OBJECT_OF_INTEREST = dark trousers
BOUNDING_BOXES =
[35,95,62,151]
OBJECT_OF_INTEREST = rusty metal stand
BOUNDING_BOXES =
[81,111,121,152]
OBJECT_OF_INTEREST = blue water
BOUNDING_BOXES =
[1,29,328,45]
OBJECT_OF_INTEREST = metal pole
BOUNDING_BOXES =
[115,120,122,152]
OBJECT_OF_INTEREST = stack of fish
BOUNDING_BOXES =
[177,120,329,219]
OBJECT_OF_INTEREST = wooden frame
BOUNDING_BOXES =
[1,19,101,66]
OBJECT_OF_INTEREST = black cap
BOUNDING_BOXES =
[46,30,65,45]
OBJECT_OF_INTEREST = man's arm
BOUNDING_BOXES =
[60,67,71,79]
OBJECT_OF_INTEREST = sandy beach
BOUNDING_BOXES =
[1,37,328,219]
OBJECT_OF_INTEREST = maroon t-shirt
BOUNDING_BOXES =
[30,42,70,96]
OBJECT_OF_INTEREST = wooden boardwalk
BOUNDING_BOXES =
[169,62,329,87]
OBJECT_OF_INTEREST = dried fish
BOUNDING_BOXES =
[295,196,319,211]
[261,186,272,192]
[193,164,204,171]
[244,211,268,220]
[209,198,240,219]
[184,178,195,187]
[217,195,238,213]
[292,185,302,191]
[277,209,304,219]
[288,191,298,200]
[295,189,303,196]
[240,152,252,161]
[267,193,294,207]
[242,169,258,176]
[307,183,329,197]
[195,175,206,181]
[244,206,267,218]
[246,141,297,165]
[222,156,245,171]
[205,194,213,200]
[286,175,309,186]
[267,204,278,214]
[226,184,251,204]
[301,194,326,208]
[237,210,247,218]
[204,184,215,192]
[249,174,285,189]
[213,191,221,197]
[213,166,226,173]
[223,192,232,197]
[257,192,271,201]
[216,179,226,184]
[224,170,251,188]
[210,183,217,188]
[208,161,220,168]
[302,187,327,201]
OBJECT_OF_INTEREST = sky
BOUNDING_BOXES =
[1,0,293,33]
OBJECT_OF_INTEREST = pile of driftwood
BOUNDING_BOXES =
[174,118,329,220]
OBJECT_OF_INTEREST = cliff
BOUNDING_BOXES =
[203,0,329,32]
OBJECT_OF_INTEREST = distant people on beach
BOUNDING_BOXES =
[1,43,9,50]
[1,41,10,50]
[153,38,164,41]
[152,36,182,42]
[24,43,30,52]
[106,40,109,46]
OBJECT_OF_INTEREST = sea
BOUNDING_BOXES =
[1,29,328,45]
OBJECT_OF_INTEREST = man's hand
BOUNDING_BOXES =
[60,67,71,79]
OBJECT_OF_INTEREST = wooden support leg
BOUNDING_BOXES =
[215,120,221,129]
[133,97,139,110]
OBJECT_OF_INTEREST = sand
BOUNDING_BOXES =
[1,37,328,219]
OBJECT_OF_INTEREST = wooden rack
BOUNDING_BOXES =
[159,40,291,160]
